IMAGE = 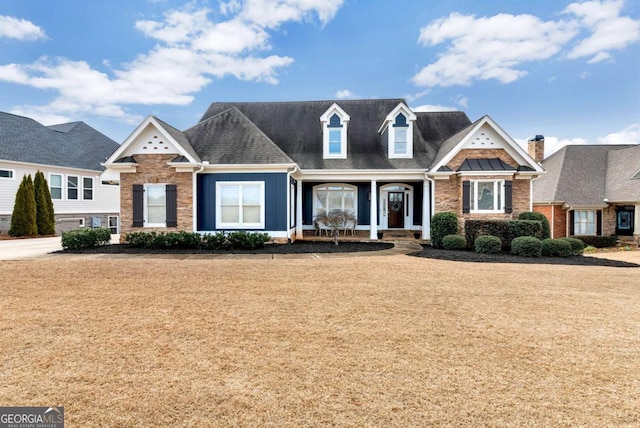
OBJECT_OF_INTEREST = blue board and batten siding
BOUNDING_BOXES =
[197,172,289,231]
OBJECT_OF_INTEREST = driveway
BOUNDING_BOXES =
[0,235,121,260]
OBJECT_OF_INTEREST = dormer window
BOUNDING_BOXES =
[381,103,416,159]
[321,103,350,159]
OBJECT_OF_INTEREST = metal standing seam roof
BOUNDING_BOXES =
[0,112,119,171]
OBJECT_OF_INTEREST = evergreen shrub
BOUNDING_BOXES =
[9,175,38,237]
[431,212,458,248]
[559,237,585,255]
[541,238,573,257]
[62,227,111,251]
[474,235,502,254]
[511,236,542,257]
[442,234,467,250]
[518,212,550,239]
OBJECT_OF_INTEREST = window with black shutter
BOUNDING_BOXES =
[132,184,144,227]
[504,180,513,213]
[462,181,470,213]
[166,184,177,227]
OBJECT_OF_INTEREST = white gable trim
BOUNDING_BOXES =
[104,116,198,165]
[430,116,544,173]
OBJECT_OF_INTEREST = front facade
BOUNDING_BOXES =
[532,141,640,242]
[0,113,121,235]
[104,99,543,241]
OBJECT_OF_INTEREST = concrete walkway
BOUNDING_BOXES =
[0,237,422,261]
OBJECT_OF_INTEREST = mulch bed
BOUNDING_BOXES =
[61,241,395,255]
[409,246,639,268]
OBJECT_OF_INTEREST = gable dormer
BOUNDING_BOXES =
[379,103,417,159]
[320,103,350,159]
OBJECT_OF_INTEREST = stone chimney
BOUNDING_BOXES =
[528,135,544,163]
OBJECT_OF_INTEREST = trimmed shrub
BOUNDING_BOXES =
[474,235,502,254]
[62,227,111,251]
[442,234,467,250]
[559,237,585,255]
[584,245,597,253]
[511,236,542,257]
[575,235,617,248]
[541,238,573,257]
[34,171,55,235]
[125,231,271,251]
[518,212,550,239]
[465,219,543,249]
[431,212,458,248]
[9,175,38,237]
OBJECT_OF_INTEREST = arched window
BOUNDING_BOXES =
[313,184,357,218]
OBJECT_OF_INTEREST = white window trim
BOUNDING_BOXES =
[312,183,358,220]
[67,175,79,200]
[321,104,350,159]
[108,215,119,234]
[389,117,413,159]
[470,179,505,213]
[144,183,167,227]
[215,181,265,229]
[0,169,15,179]
[82,176,94,201]
[49,173,63,200]
[573,210,597,235]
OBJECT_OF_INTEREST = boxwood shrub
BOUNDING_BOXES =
[125,231,270,250]
[575,235,617,248]
[442,234,467,250]
[511,236,542,257]
[518,212,550,239]
[465,219,543,249]
[62,227,111,251]
[431,212,458,248]
[541,238,573,257]
[474,235,502,254]
[559,237,585,255]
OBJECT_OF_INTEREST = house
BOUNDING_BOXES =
[103,99,543,241]
[530,138,640,243]
[0,112,121,235]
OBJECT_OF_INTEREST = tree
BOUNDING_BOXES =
[316,210,357,245]
[34,171,56,235]
[9,175,38,237]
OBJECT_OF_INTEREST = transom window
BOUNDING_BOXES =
[0,169,14,179]
[50,174,62,200]
[145,184,166,226]
[216,182,265,229]
[67,176,79,200]
[313,184,357,218]
[574,210,596,235]
[83,177,94,200]
[470,180,504,212]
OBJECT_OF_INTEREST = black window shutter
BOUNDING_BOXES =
[462,181,470,214]
[166,184,177,227]
[504,180,513,213]
[596,210,602,236]
[569,211,575,236]
[133,184,144,227]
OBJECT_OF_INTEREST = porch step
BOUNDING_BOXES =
[380,230,422,241]
[617,236,639,248]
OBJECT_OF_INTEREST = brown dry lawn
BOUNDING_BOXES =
[1,255,638,427]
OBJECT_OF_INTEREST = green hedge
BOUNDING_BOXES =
[442,234,467,250]
[541,238,573,257]
[575,236,617,248]
[511,236,542,257]
[431,212,458,249]
[62,227,111,251]
[474,235,502,254]
[559,237,585,255]
[125,231,270,250]
[465,219,543,249]
[518,212,550,239]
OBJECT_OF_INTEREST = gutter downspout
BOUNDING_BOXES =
[286,166,299,242]
[193,161,207,232]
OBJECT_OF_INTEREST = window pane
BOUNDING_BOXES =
[221,206,239,223]
[328,191,342,211]
[83,177,93,189]
[395,142,407,154]
[477,182,495,210]
[329,129,341,154]
[68,176,78,200]
[242,185,261,205]
[0,170,13,178]
[84,189,93,200]
[220,186,238,205]
[395,128,407,143]
[343,191,355,211]
[148,206,166,223]
[50,175,61,187]
[68,176,78,187]
[147,185,165,205]
[243,206,261,223]
[51,188,62,200]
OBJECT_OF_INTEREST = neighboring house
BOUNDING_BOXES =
[531,139,640,242]
[103,99,543,241]
[0,112,121,235]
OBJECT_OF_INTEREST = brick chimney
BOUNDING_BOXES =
[528,135,544,163]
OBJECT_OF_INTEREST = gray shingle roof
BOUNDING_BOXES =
[605,144,640,202]
[197,100,471,169]
[153,117,201,163]
[0,112,119,171]
[533,144,638,206]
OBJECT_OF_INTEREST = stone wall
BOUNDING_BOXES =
[120,154,193,241]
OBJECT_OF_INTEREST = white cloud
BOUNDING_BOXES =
[517,136,589,157]
[0,15,46,41]
[412,104,457,112]
[564,0,640,62]
[335,89,356,99]
[0,1,344,123]
[455,95,468,108]
[413,0,640,88]
[598,124,640,144]
[579,70,591,78]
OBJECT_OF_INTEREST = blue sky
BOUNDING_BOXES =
[1,0,639,156]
